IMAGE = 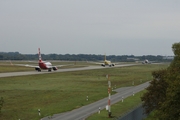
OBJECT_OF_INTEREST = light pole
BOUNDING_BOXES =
[107,74,112,117]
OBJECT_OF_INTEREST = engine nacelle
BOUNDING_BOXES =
[101,64,105,67]
[52,66,58,71]
[35,67,41,72]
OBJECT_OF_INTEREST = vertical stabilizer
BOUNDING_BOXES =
[10,60,13,66]
[104,54,106,61]
[38,48,42,62]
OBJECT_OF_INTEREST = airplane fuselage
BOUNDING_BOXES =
[36,61,57,72]
[39,61,52,69]
[105,60,111,65]
[142,59,151,64]
[101,60,115,67]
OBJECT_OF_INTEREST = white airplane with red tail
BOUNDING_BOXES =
[35,48,58,72]
[11,48,68,72]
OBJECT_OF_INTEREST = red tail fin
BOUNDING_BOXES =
[38,48,42,62]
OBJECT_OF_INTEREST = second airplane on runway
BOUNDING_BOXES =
[88,55,116,67]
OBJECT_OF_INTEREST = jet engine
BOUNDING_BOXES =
[52,66,58,71]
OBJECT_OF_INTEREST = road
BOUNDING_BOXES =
[0,64,137,78]
[42,82,149,120]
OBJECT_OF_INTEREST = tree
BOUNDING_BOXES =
[142,43,180,119]
[141,69,168,114]
[141,43,180,119]
[155,43,180,120]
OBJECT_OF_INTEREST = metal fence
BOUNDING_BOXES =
[114,104,147,120]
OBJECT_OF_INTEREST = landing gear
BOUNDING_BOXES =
[48,69,52,72]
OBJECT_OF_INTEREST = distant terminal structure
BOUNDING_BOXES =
[163,56,174,60]
[127,58,139,61]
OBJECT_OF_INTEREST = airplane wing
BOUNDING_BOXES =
[87,61,121,65]
[12,63,74,68]
[88,62,103,64]
[12,64,40,68]
[55,64,74,67]
[86,61,104,65]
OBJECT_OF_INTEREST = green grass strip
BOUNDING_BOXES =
[86,90,146,120]
[0,64,167,120]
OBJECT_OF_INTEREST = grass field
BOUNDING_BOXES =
[0,63,168,120]
[86,90,146,120]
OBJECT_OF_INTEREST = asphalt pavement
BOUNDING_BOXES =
[0,64,137,78]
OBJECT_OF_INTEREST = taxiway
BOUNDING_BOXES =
[0,64,137,78]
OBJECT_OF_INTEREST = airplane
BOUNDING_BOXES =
[88,54,116,67]
[11,48,66,72]
[142,59,151,64]
[101,55,115,67]
[35,48,58,72]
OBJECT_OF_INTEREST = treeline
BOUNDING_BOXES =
[0,52,173,62]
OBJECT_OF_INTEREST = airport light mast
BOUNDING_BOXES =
[107,74,112,117]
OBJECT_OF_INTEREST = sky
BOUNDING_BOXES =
[0,0,180,56]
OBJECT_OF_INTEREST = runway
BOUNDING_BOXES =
[0,64,137,78]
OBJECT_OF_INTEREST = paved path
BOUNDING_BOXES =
[42,82,149,120]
